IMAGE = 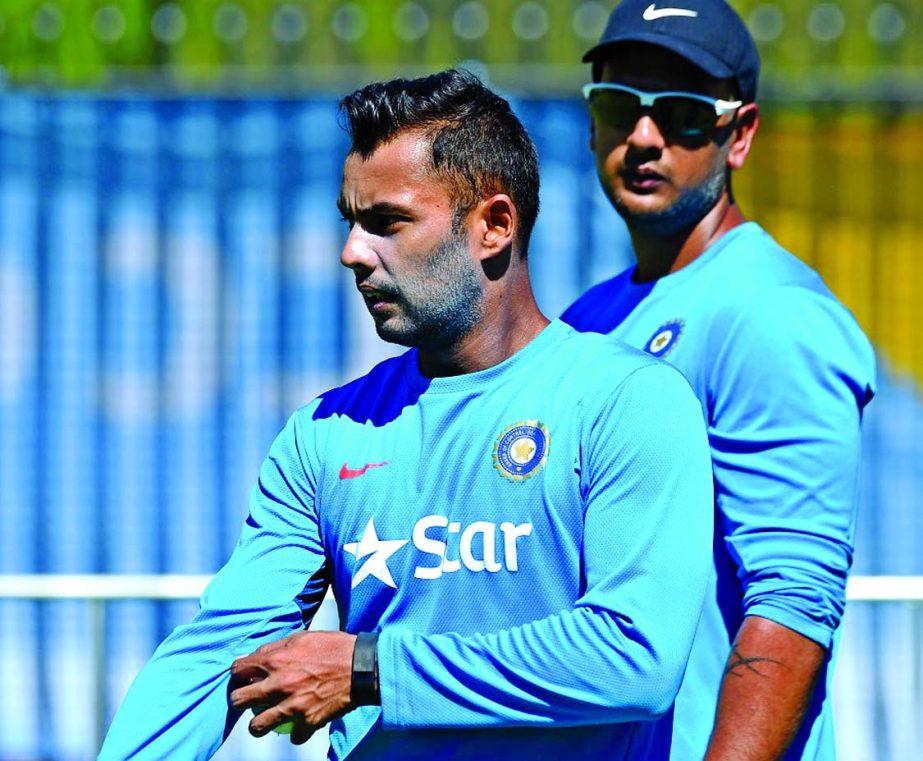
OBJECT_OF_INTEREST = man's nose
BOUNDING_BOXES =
[340,227,377,272]
[625,112,666,152]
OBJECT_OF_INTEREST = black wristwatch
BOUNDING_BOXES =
[351,631,380,705]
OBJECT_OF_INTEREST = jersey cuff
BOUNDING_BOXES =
[743,602,836,648]
[375,627,405,728]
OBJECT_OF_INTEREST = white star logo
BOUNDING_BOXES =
[343,516,408,589]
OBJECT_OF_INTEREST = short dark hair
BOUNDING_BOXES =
[339,69,540,257]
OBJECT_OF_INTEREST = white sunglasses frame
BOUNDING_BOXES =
[582,82,742,133]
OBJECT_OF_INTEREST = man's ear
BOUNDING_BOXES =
[474,194,516,261]
[727,103,759,171]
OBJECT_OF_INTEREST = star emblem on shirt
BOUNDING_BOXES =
[343,516,408,589]
[652,333,670,351]
[644,319,684,358]
[513,440,535,461]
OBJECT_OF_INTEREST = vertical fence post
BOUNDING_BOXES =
[93,597,108,754]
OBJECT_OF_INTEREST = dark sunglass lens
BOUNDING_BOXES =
[589,90,641,130]
[653,97,715,137]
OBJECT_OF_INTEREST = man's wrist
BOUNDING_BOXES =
[351,631,380,706]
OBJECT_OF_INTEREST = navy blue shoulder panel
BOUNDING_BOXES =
[561,268,654,334]
[312,352,428,427]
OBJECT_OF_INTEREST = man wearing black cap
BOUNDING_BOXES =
[563,1,876,759]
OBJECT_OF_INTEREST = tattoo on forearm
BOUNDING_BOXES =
[723,647,784,678]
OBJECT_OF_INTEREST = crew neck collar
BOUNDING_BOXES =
[402,319,568,395]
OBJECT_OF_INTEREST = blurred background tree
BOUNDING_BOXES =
[0,0,919,98]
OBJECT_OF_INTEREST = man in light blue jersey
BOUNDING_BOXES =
[563,2,876,760]
[99,69,715,760]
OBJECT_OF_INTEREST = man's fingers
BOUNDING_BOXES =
[229,658,269,685]
[247,700,317,741]
[247,703,290,737]
[229,681,281,710]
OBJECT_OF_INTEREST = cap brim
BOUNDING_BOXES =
[582,32,735,80]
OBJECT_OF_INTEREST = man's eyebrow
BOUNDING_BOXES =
[345,201,414,217]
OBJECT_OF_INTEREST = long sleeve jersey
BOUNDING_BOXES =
[99,319,714,760]
[562,222,877,760]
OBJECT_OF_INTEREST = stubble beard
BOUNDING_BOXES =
[610,152,730,238]
[372,231,485,351]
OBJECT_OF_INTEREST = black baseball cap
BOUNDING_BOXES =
[583,0,760,102]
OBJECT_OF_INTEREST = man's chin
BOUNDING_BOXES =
[610,187,671,217]
[614,196,716,238]
[369,310,433,349]
[620,210,694,238]
[372,319,415,348]
[608,167,728,238]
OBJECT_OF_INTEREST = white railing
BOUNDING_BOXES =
[1,575,921,758]
[0,574,333,753]
[0,573,215,600]
[3,573,923,601]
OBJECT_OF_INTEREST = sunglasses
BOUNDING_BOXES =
[582,82,742,139]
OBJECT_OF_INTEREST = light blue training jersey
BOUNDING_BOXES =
[99,319,715,761]
[562,222,877,760]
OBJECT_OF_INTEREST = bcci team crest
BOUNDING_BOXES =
[493,420,550,482]
[644,319,685,358]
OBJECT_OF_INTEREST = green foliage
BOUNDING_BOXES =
[0,1,919,98]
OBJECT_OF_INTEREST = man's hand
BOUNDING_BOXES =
[229,631,356,745]
[705,616,826,761]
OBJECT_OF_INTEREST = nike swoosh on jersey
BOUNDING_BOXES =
[339,461,390,480]
[642,4,698,21]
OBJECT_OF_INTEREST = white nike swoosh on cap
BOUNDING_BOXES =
[642,4,699,21]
